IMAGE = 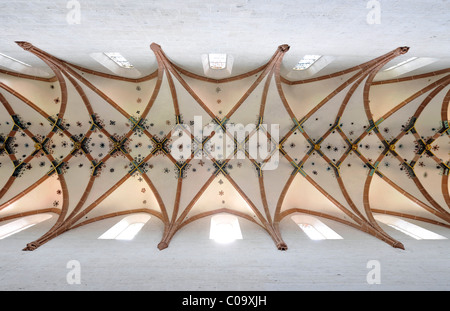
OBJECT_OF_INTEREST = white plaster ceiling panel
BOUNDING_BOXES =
[1,175,61,216]
[81,73,158,117]
[0,156,51,204]
[281,172,359,225]
[187,174,258,222]
[79,176,162,225]
[261,159,293,216]
[414,85,450,138]
[369,74,449,120]
[414,155,449,209]
[0,76,61,116]
[263,77,294,137]
[369,175,445,223]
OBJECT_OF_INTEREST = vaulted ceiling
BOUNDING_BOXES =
[0,39,449,251]
[0,1,449,251]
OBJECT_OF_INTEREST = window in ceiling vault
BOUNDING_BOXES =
[0,52,31,67]
[208,53,227,70]
[104,52,134,68]
[209,214,243,244]
[90,52,141,78]
[376,56,437,80]
[0,52,51,77]
[382,57,418,71]
[291,215,343,240]
[374,214,447,240]
[98,213,150,240]
[202,53,233,78]
[0,214,53,239]
[293,55,322,70]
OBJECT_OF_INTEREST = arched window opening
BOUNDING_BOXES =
[291,215,343,240]
[98,213,151,241]
[376,56,437,79]
[208,53,227,70]
[201,53,233,78]
[209,214,242,244]
[0,213,53,239]
[89,52,141,78]
[104,52,134,68]
[0,53,51,77]
[293,55,322,71]
[374,214,447,240]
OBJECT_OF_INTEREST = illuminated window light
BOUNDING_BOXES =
[115,222,145,240]
[210,214,242,244]
[387,224,422,240]
[0,214,53,239]
[98,214,150,240]
[299,223,326,240]
[104,52,134,69]
[374,215,447,240]
[383,57,418,71]
[293,55,322,70]
[291,215,343,240]
[208,53,227,70]
[0,223,36,239]
[0,52,31,67]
